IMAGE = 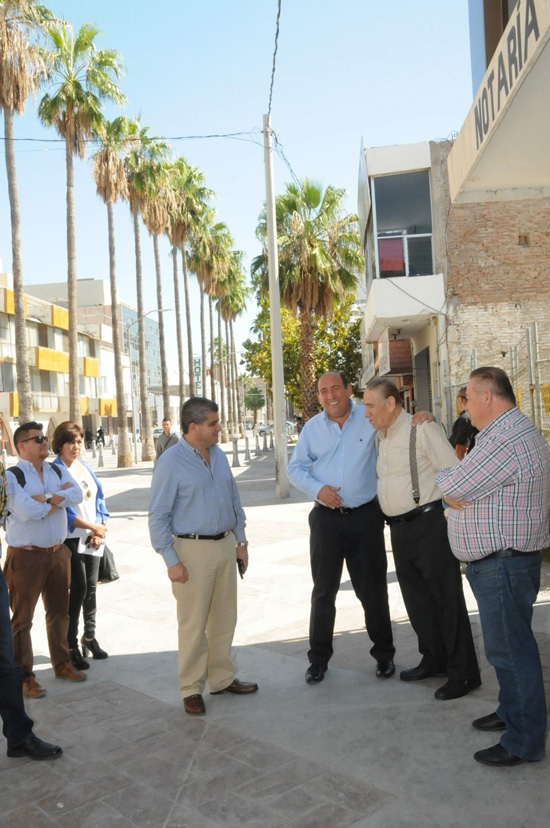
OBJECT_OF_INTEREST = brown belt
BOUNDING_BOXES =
[10,544,65,553]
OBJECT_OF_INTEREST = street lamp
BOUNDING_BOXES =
[124,308,172,464]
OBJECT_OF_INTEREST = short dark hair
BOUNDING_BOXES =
[52,421,84,456]
[14,421,43,450]
[469,367,516,405]
[317,371,349,389]
[366,377,402,406]
[162,418,171,424]
[181,397,218,434]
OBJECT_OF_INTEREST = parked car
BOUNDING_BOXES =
[152,427,164,439]
[254,422,273,436]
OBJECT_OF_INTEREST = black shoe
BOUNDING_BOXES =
[472,712,506,731]
[7,733,63,761]
[400,665,446,682]
[376,660,395,679]
[69,646,90,671]
[474,743,525,766]
[305,664,326,684]
[81,637,108,659]
[434,677,481,700]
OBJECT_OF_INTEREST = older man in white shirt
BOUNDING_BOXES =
[364,378,480,701]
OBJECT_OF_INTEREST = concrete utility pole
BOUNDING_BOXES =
[262,113,289,499]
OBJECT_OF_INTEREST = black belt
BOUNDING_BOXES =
[314,499,374,515]
[176,531,229,541]
[485,548,541,560]
[385,500,443,526]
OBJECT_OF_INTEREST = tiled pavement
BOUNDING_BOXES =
[1,444,550,827]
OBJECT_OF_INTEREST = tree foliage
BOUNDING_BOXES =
[241,294,361,413]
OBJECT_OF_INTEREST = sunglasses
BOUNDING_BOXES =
[19,435,48,445]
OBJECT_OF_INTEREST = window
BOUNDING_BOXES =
[371,171,433,279]
[0,361,15,392]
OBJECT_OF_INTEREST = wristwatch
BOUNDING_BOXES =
[44,492,54,503]
[236,540,248,547]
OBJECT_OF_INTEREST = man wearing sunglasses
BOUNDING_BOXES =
[3,422,87,700]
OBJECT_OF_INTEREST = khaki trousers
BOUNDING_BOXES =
[4,544,71,678]
[172,533,237,697]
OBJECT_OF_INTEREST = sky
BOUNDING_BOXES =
[0,0,474,382]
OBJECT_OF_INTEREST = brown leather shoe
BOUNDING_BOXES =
[55,662,87,682]
[211,678,258,695]
[184,694,206,715]
[23,677,46,699]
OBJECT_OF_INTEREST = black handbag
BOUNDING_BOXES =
[97,545,120,584]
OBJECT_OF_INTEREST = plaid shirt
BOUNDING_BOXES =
[436,407,550,561]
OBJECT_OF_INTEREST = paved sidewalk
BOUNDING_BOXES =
[1,439,549,827]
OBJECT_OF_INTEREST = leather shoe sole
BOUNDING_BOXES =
[210,679,258,695]
[7,733,63,761]
[434,677,481,700]
[472,712,506,731]
[305,664,326,684]
[400,666,446,682]
[376,660,395,679]
[184,694,206,715]
[474,744,525,766]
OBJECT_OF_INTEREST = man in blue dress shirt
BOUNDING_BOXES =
[288,371,397,684]
[149,397,258,715]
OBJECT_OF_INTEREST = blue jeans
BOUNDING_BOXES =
[466,553,546,760]
[0,563,34,748]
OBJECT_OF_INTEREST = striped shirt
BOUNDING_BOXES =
[436,407,550,561]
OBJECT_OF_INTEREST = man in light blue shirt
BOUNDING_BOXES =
[288,371,396,684]
[149,397,258,716]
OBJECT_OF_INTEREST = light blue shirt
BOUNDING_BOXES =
[288,403,378,507]
[148,437,247,568]
[5,459,83,548]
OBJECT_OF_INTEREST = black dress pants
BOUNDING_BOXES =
[389,508,480,681]
[308,499,395,667]
[65,538,101,648]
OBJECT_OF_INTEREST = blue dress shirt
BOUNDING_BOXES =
[148,437,247,567]
[288,403,378,507]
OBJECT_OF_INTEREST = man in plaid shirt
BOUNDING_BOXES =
[437,367,550,767]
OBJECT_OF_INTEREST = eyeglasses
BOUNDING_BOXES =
[19,435,48,445]
[82,480,92,499]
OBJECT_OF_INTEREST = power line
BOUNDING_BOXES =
[0,129,264,147]
[267,0,282,117]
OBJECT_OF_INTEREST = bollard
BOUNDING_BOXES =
[232,438,240,468]
[98,442,104,468]
[255,434,260,457]
[244,437,251,463]
[111,439,116,455]
[262,432,268,453]
[91,440,97,459]
[269,431,274,450]
[1,448,7,469]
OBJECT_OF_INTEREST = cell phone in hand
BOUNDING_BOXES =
[237,558,245,579]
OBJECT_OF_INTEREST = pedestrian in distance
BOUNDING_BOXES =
[154,417,179,463]
[437,367,550,767]
[148,397,258,715]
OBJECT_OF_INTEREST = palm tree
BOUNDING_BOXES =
[166,157,212,405]
[217,250,249,435]
[38,22,125,424]
[124,121,168,460]
[0,0,52,423]
[252,180,362,420]
[91,115,132,467]
[139,160,173,420]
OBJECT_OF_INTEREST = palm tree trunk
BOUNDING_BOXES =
[217,308,228,441]
[65,137,81,424]
[172,246,185,410]
[153,234,170,419]
[199,284,207,395]
[299,306,317,420]
[224,318,234,433]
[208,294,215,401]
[230,321,242,436]
[180,246,195,396]
[4,108,32,423]
[133,209,154,461]
[107,202,131,467]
